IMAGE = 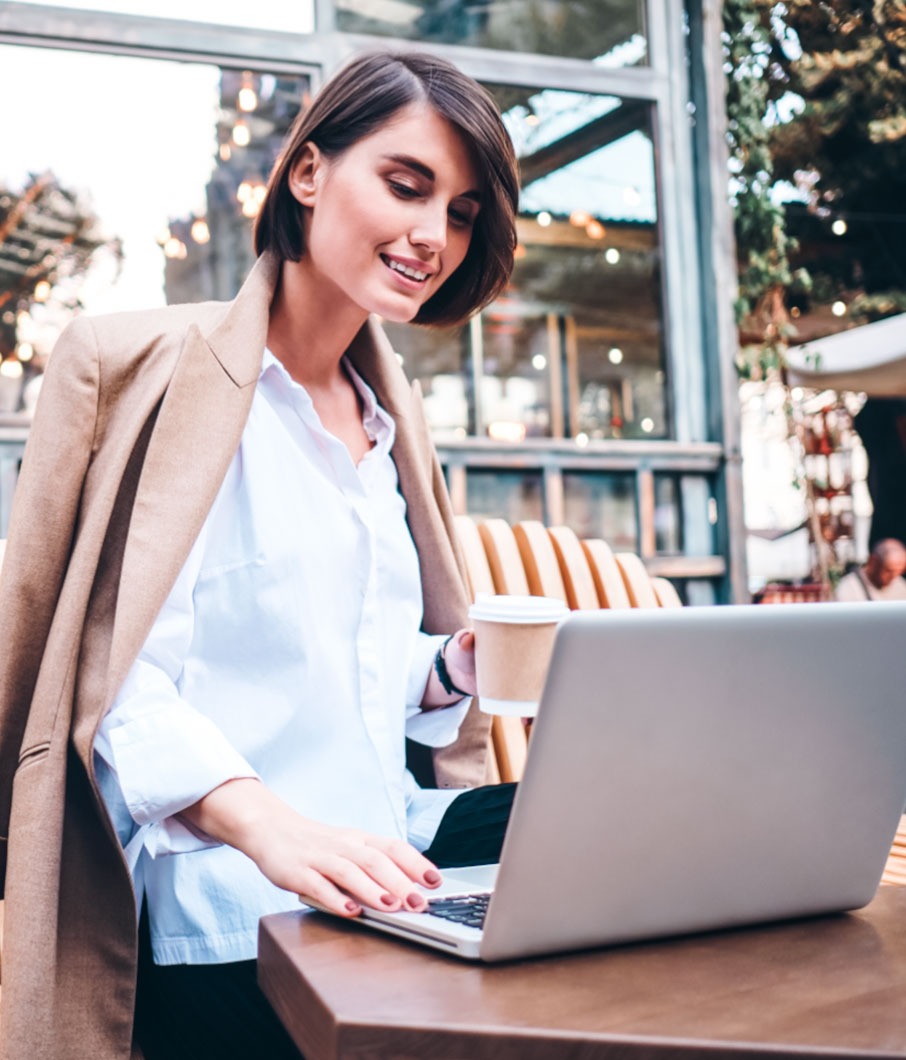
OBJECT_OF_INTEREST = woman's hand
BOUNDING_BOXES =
[179,778,442,917]
[421,628,477,707]
[442,629,477,696]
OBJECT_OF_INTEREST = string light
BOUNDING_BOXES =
[537,211,552,227]
[831,219,847,236]
[586,220,605,239]
[34,280,51,302]
[238,87,258,112]
[0,359,23,379]
[605,248,621,264]
[16,342,33,362]
[532,354,547,370]
[190,219,210,244]
[231,121,250,147]
[608,347,624,364]
[570,210,591,227]
[641,417,654,433]
[164,237,187,260]
[832,300,847,316]
[487,421,527,443]
[219,144,232,162]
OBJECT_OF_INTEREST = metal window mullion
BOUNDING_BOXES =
[652,0,706,446]
[469,314,485,438]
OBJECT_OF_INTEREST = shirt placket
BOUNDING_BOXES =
[351,485,408,838]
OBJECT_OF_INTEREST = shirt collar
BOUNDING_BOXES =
[260,347,396,451]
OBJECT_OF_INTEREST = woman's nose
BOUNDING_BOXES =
[409,203,448,252]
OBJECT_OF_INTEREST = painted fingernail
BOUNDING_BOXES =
[345,900,361,914]
[380,893,398,907]
[406,893,427,911]
[423,869,441,885]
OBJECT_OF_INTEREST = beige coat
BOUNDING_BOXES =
[0,252,489,1060]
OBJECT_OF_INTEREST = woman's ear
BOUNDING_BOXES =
[288,143,323,208]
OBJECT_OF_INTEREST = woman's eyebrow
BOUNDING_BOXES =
[382,153,482,202]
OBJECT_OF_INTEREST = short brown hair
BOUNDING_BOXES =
[254,50,519,327]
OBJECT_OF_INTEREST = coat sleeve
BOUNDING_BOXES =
[0,316,100,891]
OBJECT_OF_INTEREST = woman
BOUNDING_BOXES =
[0,50,519,1060]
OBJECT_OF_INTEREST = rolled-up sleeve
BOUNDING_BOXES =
[93,524,258,858]
[404,631,471,748]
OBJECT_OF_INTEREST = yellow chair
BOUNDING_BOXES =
[548,526,599,610]
[581,538,631,609]
[883,816,906,886]
[453,515,495,600]
[477,518,530,596]
[651,576,684,608]
[453,518,526,784]
[512,520,567,601]
[614,552,659,609]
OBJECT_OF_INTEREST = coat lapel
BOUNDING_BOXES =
[348,320,470,635]
[105,253,279,705]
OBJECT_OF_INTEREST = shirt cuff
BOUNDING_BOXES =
[405,694,472,747]
[108,702,259,828]
[406,632,448,708]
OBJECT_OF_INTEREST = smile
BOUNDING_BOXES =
[381,255,432,283]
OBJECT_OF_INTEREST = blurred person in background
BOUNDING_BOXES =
[834,538,906,602]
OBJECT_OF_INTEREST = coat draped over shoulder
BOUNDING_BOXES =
[0,252,488,1060]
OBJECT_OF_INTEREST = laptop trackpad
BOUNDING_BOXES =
[425,863,499,896]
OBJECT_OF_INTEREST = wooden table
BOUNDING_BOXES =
[259,884,906,1060]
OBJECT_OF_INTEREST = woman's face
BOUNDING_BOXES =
[291,102,481,323]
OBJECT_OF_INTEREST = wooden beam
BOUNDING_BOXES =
[519,99,650,187]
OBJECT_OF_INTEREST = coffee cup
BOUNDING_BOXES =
[468,594,569,716]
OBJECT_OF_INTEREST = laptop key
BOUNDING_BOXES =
[426,893,491,929]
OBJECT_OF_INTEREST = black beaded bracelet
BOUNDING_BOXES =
[434,634,470,697]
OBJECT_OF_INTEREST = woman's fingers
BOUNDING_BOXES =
[256,820,442,913]
[456,629,475,652]
[316,853,423,913]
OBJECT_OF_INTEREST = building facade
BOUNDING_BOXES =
[0,0,743,602]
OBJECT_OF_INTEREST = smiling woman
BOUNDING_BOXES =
[0,49,520,1060]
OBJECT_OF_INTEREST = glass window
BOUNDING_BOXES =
[562,471,637,551]
[0,45,310,414]
[653,473,718,555]
[382,321,473,439]
[336,0,647,65]
[480,311,555,440]
[15,0,314,32]
[466,468,544,524]
[484,82,667,442]
[654,475,680,553]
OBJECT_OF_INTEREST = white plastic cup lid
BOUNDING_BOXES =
[468,593,569,624]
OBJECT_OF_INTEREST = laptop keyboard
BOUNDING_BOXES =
[425,893,490,930]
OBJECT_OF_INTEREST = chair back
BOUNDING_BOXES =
[581,539,631,609]
[512,521,566,601]
[477,519,530,595]
[651,576,683,608]
[548,526,599,610]
[614,552,659,608]
[453,516,495,599]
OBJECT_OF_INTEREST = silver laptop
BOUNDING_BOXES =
[356,601,906,961]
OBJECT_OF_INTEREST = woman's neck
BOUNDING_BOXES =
[266,256,369,389]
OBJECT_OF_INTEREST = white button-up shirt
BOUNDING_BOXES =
[94,349,468,965]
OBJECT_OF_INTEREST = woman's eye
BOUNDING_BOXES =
[389,180,420,199]
[449,207,476,229]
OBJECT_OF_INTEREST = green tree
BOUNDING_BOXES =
[760,0,906,323]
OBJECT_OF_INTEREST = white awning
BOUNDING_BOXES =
[785,313,906,397]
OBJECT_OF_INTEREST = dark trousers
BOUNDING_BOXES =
[134,783,517,1059]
